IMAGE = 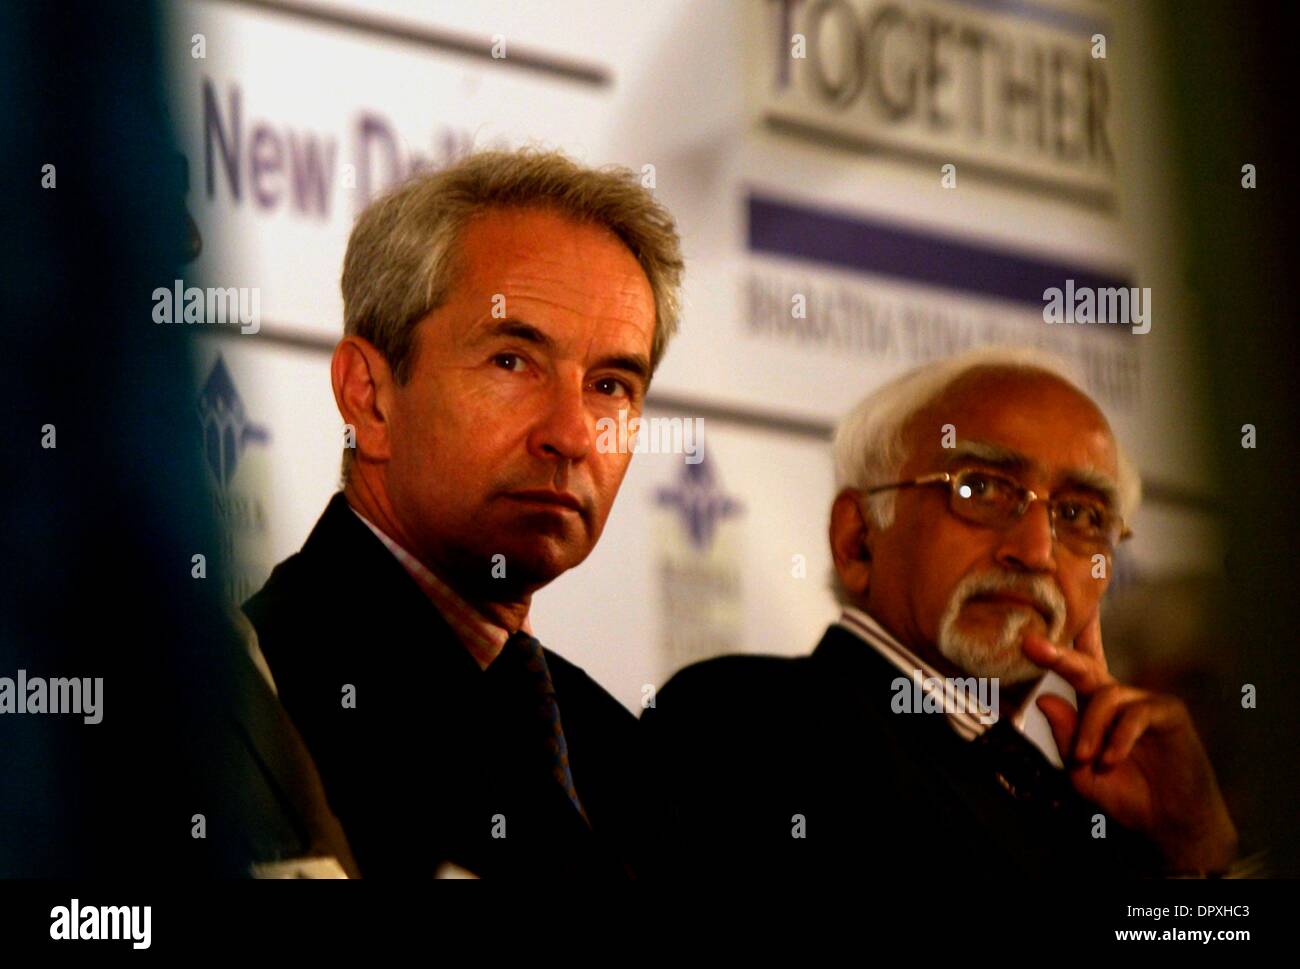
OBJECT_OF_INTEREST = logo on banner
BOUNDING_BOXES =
[655,459,743,549]
[197,354,271,604]
[198,355,270,486]
[653,457,745,675]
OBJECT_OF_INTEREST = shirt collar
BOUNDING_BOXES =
[348,505,525,670]
[835,605,996,740]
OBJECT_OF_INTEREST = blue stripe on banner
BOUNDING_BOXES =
[942,0,1110,37]
[747,193,1130,308]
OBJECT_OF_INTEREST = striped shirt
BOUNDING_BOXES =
[836,606,994,741]
[349,505,527,670]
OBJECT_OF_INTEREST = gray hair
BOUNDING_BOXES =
[338,147,685,479]
[832,346,1142,531]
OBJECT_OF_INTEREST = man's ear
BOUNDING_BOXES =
[331,335,396,465]
[829,489,874,602]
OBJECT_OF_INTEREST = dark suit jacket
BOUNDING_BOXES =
[243,492,642,879]
[642,624,1166,879]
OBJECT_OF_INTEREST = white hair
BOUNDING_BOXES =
[832,346,1142,530]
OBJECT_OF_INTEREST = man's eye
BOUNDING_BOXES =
[592,377,630,398]
[1057,499,1107,529]
[493,353,526,372]
[958,471,1011,501]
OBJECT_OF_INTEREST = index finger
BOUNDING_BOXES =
[1022,632,1115,695]
[1074,610,1108,672]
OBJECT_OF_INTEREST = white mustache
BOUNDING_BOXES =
[954,571,1067,638]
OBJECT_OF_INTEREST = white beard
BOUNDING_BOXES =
[935,572,1068,685]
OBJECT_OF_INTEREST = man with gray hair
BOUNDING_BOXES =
[244,148,683,878]
[644,347,1239,879]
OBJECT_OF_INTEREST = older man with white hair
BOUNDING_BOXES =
[643,347,1238,879]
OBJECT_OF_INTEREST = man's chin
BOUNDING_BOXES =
[478,540,589,593]
[962,658,1041,686]
[937,620,1044,684]
[976,655,1043,686]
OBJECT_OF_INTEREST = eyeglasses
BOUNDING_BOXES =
[863,468,1132,555]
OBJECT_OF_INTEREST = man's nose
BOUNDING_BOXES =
[528,378,592,463]
[993,499,1057,573]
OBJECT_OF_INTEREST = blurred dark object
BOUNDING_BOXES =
[178,151,203,263]
[1158,0,1300,875]
[0,1,319,877]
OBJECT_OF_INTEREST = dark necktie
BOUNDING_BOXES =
[971,718,1071,809]
[500,630,590,826]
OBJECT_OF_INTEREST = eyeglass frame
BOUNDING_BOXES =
[861,469,1133,553]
